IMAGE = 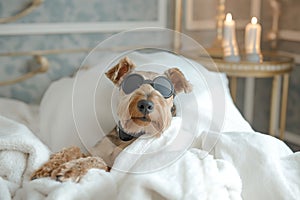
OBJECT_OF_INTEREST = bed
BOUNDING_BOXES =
[0,51,299,200]
[0,1,299,198]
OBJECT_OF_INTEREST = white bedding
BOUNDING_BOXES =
[0,115,50,200]
[0,109,299,200]
[199,131,300,200]
[0,98,39,134]
[0,113,242,200]
[0,52,299,200]
[111,117,242,200]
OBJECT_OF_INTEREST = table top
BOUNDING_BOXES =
[183,50,294,78]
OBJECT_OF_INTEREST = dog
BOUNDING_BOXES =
[31,57,192,182]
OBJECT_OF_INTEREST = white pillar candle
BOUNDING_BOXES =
[222,13,240,62]
[245,17,262,62]
[245,17,261,54]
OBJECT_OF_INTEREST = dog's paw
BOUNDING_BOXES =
[31,159,64,180]
[51,157,108,182]
[50,146,85,161]
[31,146,85,180]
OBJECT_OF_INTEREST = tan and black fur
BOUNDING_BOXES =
[31,57,192,182]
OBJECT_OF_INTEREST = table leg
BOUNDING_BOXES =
[244,77,255,124]
[280,74,289,139]
[230,77,237,103]
[270,75,281,136]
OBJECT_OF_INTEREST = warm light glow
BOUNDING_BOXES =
[251,17,258,24]
[225,13,232,22]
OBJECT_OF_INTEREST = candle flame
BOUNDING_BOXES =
[226,13,232,22]
[251,17,258,24]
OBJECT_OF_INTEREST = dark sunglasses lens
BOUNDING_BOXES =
[154,77,173,98]
[122,74,143,94]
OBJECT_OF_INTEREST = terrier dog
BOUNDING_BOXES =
[31,57,192,182]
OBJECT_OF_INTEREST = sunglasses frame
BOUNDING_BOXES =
[121,73,175,98]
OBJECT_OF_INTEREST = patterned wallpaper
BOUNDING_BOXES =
[1,0,158,22]
[0,33,115,103]
[0,0,161,103]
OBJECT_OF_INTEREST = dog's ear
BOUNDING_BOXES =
[105,57,136,85]
[165,68,192,94]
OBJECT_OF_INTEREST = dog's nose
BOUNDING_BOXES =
[137,100,154,114]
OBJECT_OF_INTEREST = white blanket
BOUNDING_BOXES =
[10,117,242,200]
[199,131,300,200]
[0,115,115,200]
[14,150,241,200]
[113,150,242,200]
[110,117,242,200]
[1,113,300,200]
[0,98,39,134]
[14,170,117,200]
[0,116,50,200]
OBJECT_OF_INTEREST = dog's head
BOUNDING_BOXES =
[106,57,192,138]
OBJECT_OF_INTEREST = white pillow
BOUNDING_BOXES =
[39,52,253,153]
[0,98,39,134]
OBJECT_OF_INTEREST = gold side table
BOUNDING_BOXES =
[185,52,294,139]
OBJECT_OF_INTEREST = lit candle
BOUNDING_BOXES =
[222,13,240,62]
[245,17,262,62]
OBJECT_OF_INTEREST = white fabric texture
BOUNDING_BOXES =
[113,150,242,200]
[111,117,242,200]
[12,117,243,200]
[0,98,39,134]
[0,95,299,199]
[197,131,300,200]
[14,169,117,200]
[0,115,50,200]
[0,105,243,200]
[39,77,89,153]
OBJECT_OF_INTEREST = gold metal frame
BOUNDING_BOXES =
[0,45,166,85]
[0,0,42,23]
[0,45,167,57]
[280,74,290,139]
[174,0,183,53]
[0,55,49,86]
[186,53,294,77]
[267,0,280,49]
[212,0,226,50]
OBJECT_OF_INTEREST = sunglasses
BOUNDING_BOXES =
[121,73,175,98]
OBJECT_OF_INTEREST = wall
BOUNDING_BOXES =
[0,0,168,103]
